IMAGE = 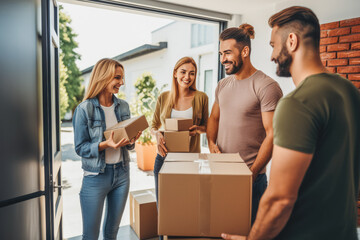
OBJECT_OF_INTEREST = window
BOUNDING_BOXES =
[202,69,213,148]
[191,24,214,48]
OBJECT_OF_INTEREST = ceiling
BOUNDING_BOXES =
[155,0,286,14]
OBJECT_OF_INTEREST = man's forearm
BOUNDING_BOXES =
[250,134,273,176]
[248,190,296,240]
[206,117,218,144]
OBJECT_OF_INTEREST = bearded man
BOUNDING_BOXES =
[207,23,283,223]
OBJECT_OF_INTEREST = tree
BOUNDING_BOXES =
[131,73,167,144]
[59,56,69,119]
[59,5,84,113]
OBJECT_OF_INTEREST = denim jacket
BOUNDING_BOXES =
[72,95,135,173]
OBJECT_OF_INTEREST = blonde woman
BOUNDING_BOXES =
[73,58,141,240]
[151,56,209,204]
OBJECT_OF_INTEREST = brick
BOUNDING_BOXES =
[321,30,328,38]
[320,52,336,60]
[340,17,360,27]
[321,60,327,66]
[349,74,360,81]
[326,67,336,73]
[321,21,339,30]
[338,51,360,58]
[328,28,351,37]
[338,74,347,79]
[339,34,360,43]
[350,80,360,89]
[320,45,327,53]
[337,66,360,74]
[352,43,360,50]
[352,25,360,34]
[327,43,349,52]
[320,37,338,45]
[328,59,348,66]
[349,58,360,65]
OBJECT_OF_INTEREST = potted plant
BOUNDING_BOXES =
[130,73,167,171]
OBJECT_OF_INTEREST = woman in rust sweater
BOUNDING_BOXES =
[151,56,209,205]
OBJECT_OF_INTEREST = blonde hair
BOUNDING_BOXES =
[83,58,124,101]
[167,57,197,108]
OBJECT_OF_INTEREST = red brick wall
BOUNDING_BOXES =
[321,17,360,226]
[320,17,360,90]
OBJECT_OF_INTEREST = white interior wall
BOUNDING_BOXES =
[237,0,360,95]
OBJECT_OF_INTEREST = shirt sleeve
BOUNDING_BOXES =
[151,94,162,130]
[273,97,319,154]
[259,82,283,112]
[124,102,135,150]
[214,82,221,104]
[72,106,100,158]
[200,93,209,127]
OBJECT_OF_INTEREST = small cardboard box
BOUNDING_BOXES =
[130,189,158,240]
[165,118,193,131]
[164,131,190,152]
[158,153,252,237]
[104,115,148,143]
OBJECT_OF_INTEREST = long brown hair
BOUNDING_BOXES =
[166,56,197,109]
[83,58,124,101]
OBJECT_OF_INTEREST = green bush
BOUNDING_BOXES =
[131,73,167,144]
[59,56,69,120]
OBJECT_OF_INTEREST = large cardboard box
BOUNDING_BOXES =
[104,115,148,143]
[164,131,190,152]
[158,153,252,237]
[130,189,158,240]
[165,118,193,131]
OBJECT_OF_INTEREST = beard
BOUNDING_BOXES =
[275,43,293,77]
[224,57,243,75]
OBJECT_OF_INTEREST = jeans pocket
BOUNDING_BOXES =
[84,174,98,178]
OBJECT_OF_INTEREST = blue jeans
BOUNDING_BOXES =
[153,154,166,240]
[252,173,268,224]
[153,154,166,204]
[80,162,130,240]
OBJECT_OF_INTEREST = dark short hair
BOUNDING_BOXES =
[268,6,320,49]
[220,23,255,51]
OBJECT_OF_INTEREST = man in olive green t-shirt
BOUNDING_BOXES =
[222,6,360,240]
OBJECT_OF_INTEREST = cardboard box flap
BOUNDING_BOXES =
[160,162,200,174]
[131,189,156,204]
[210,162,252,175]
[165,153,199,162]
[165,153,244,163]
[160,161,251,176]
[206,153,244,163]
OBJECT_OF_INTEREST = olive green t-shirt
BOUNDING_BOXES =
[273,73,360,239]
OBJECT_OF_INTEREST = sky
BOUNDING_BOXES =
[60,3,173,70]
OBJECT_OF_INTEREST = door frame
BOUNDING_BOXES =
[43,1,229,238]
[42,0,63,239]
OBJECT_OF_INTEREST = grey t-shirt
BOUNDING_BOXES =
[215,70,283,171]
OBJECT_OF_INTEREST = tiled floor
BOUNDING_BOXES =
[66,225,157,240]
